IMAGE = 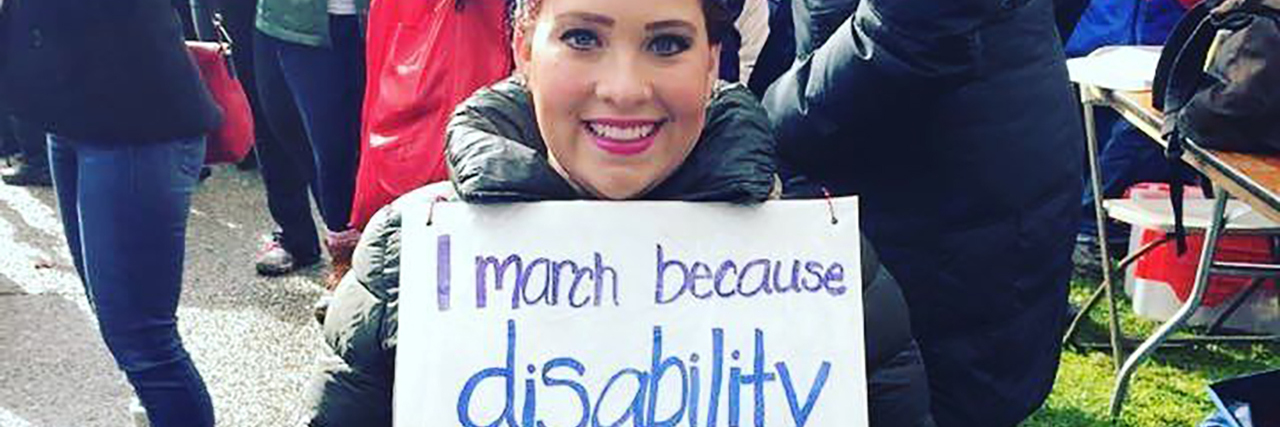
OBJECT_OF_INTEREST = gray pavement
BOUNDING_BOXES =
[0,165,329,427]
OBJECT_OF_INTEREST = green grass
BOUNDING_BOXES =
[1023,276,1280,426]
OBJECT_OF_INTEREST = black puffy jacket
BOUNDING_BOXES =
[303,78,932,426]
[760,0,1082,425]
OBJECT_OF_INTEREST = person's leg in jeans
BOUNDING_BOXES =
[48,135,86,280]
[253,29,322,275]
[1077,108,1124,249]
[276,15,365,285]
[48,134,215,427]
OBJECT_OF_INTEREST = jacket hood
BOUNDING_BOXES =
[444,77,779,203]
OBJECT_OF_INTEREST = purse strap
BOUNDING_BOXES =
[211,12,233,55]
[207,12,239,78]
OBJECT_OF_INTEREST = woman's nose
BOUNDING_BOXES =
[594,54,653,110]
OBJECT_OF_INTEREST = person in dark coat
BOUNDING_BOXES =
[1,0,220,425]
[760,0,1084,425]
[305,0,933,424]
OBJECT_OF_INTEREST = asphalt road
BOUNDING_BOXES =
[0,165,329,427]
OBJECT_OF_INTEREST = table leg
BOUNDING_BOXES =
[1081,89,1125,370]
[1109,186,1230,419]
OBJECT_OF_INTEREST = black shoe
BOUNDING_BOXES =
[1072,238,1130,281]
[1,164,52,187]
[255,232,321,276]
[1072,241,1105,281]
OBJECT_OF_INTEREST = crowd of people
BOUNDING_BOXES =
[1,0,1102,425]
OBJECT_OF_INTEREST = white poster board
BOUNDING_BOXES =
[397,198,867,427]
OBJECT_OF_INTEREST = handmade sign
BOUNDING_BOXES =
[396,198,867,427]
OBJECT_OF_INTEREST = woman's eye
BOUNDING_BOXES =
[561,29,601,50]
[648,35,692,56]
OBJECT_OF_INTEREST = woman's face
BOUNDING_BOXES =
[517,0,720,199]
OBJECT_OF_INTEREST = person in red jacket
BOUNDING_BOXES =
[348,0,514,231]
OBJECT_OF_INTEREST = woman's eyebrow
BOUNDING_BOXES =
[645,20,696,32]
[556,12,615,27]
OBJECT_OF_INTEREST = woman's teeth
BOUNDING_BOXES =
[587,123,657,141]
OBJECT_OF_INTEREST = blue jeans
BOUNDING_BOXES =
[48,134,215,427]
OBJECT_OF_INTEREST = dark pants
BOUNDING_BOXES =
[0,123,12,158]
[2,95,45,163]
[1078,108,1196,244]
[0,111,16,157]
[5,116,48,170]
[254,16,363,248]
[253,28,320,258]
[49,134,214,427]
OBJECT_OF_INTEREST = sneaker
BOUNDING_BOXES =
[256,231,320,276]
[325,228,362,290]
[1,163,51,187]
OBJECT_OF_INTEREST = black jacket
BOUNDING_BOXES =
[0,0,219,143]
[305,78,933,426]
[761,0,1082,425]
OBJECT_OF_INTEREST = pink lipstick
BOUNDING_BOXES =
[583,119,664,156]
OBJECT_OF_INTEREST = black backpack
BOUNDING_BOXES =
[1154,0,1280,152]
[1151,0,1280,252]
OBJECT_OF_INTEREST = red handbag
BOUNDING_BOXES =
[186,15,254,165]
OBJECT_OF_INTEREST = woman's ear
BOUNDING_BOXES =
[512,31,533,78]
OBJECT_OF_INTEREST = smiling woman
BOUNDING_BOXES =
[513,0,731,199]
[304,0,932,425]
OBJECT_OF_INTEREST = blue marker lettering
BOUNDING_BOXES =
[457,320,517,426]
[540,358,589,427]
[777,361,831,427]
[591,369,647,427]
[646,327,688,427]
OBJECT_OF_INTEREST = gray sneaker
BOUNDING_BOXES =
[255,232,320,276]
